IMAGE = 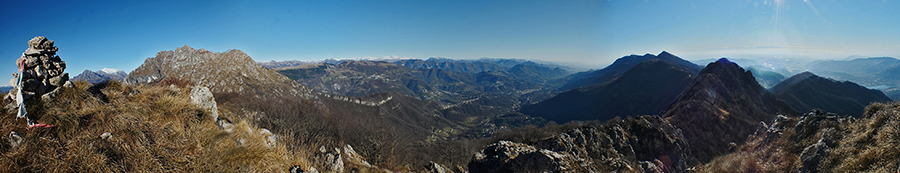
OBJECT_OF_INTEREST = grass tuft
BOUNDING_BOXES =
[0,81,304,172]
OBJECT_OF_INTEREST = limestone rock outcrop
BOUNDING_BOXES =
[469,140,581,172]
[5,36,70,107]
[470,115,689,172]
[125,46,313,99]
[189,86,219,121]
[312,144,375,172]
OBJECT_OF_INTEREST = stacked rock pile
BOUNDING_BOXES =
[5,36,71,106]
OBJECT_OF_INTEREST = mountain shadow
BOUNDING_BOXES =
[520,58,699,123]
[558,51,700,91]
[770,72,892,117]
[662,58,799,163]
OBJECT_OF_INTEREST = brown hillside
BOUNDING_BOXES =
[0,81,302,172]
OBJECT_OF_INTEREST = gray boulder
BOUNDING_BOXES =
[469,140,579,173]
[189,86,219,121]
[7,131,23,150]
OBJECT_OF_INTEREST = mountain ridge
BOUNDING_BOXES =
[521,58,699,123]
[559,51,701,91]
[771,71,892,116]
[663,58,799,163]
[125,45,314,98]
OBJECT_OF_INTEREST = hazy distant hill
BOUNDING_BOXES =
[0,86,11,93]
[505,61,568,82]
[395,58,510,74]
[745,66,785,89]
[559,51,700,91]
[258,60,316,69]
[72,68,127,84]
[520,58,699,123]
[805,57,900,86]
[663,58,799,163]
[277,58,569,106]
[770,72,891,117]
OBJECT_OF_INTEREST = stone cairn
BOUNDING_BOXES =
[5,36,71,109]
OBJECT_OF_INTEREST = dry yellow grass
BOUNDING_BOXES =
[698,102,900,172]
[0,81,307,172]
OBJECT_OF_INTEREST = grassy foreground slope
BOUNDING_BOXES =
[0,81,305,172]
[698,102,900,172]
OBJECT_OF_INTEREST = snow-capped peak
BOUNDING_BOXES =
[100,68,124,74]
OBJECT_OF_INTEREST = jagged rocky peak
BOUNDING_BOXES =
[5,36,71,106]
[125,45,311,97]
[662,56,798,163]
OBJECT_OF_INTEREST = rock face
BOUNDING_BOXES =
[125,46,312,98]
[697,104,900,172]
[312,144,374,172]
[770,71,892,117]
[470,115,689,172]
[5,36,70,109]
[470,141,581,172]
[7,131,23,150]
[663,58,799,163]
[189,86,219,121]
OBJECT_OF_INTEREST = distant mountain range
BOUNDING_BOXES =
[770,72,892,117]
[72,68,127,84]
[258,60,317,69]
[273,58,570,125]
[520,56,699,123]
[694,56,900,100]
[805,57,900,97]
[559,51,700,91]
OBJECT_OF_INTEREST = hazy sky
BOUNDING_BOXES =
[1,0,899,80]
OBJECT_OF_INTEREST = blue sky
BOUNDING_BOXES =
[1,0,899,80]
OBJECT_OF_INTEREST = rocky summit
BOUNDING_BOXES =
[125,46,312,98]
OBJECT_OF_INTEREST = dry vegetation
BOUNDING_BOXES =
[0,81,305,172]
[697,102,900,172]
[214,89,469,171]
